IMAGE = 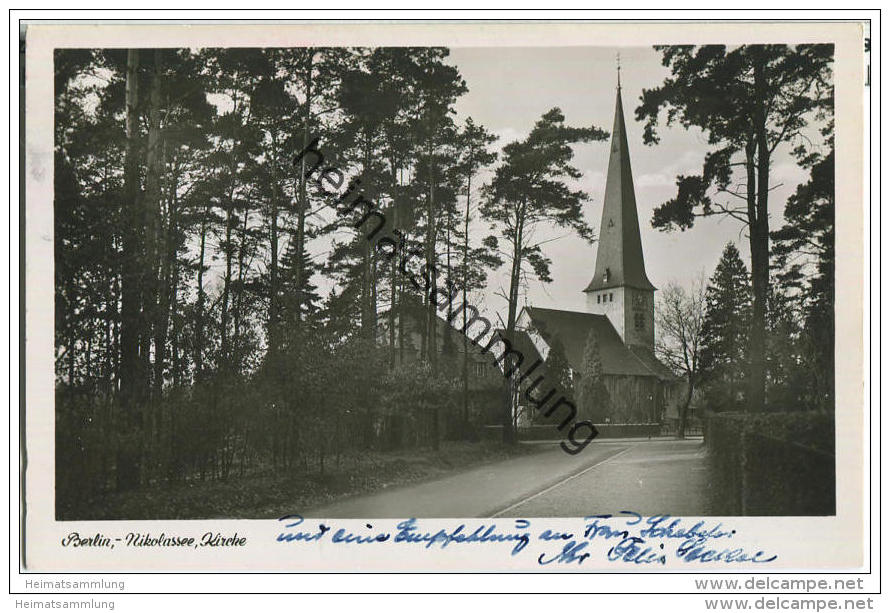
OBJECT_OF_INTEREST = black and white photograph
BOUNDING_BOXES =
[51,40,837,521]
[19,19,871,579]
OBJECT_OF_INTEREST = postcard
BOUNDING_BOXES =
[19,19,869,576]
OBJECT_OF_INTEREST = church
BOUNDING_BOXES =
[514,80,679,426]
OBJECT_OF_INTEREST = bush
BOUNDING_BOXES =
[380,362,460,449]
[705,411,835,515]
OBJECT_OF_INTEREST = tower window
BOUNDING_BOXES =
[609,293,614,302]
[634,312,645,330]
[597,295,600,304]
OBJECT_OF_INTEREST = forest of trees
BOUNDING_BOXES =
[54,47,522,513]
[54,44,835,517]
[55,42,610,516]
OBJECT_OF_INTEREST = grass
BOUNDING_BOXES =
[58,440,542,520]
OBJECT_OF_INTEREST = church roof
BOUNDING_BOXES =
[384,296,498,361]
[496,328,543,365]
[584,86,656,293]
[628,345,677,381]
[523,306,675,381]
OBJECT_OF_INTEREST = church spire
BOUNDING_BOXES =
[616,51,621,90]
[583,73,655,294]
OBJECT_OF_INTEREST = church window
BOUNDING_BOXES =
[473,362,487,378]
[634,312,645,330]
[609,293,614,302]
[597,295,600,304]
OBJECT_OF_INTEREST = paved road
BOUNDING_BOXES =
[304,438,713,518]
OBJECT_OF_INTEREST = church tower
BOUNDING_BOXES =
[584,72,656,350]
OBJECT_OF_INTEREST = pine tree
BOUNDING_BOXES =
[577,330,611,423]
[280,238,322,334]
[637,44,833,413]
[112,48,144,490]
[285,48,349,334]
[772,129,834,411]
[545,336,574,397]
[413,48,467,371]
[700,243,752,411]
[481,108,608,442]
[764,283,808,410]
[452,117,499,434]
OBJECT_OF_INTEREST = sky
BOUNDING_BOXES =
[446,46,809,316]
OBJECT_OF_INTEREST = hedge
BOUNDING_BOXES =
[482,423,662,441]
[705,411,835,516]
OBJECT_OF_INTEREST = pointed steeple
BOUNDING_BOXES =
[584,78,655,294]
[617,51,622,90]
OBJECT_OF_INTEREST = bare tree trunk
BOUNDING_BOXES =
[295,51,314,329]
[462,172,472,437]
[105,293,114,394]
[359,140,375,340]
[117,48,143,491]
[168,173,183,389]
[194,214,207,381]
[112,274,121,393]
[502,215,524,445]
[678,376,694,439]
[140,108,160,480]
[143,49,163,400]
[362,235,372,338]
[234,210,248,368]
[747,61,770,413]
[425,144,438,372]
[388,167,399,367]
[443,208,454,359]
[268,176,281,361]
[220,201,234,371]
[153,153,176,399]
[219,101,241,374]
